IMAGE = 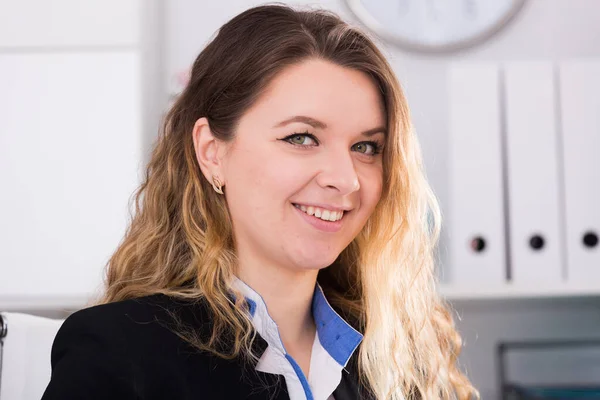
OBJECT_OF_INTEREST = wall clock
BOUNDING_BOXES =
[345,0,527,53]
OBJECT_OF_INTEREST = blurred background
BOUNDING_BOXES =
[1,1,599,398]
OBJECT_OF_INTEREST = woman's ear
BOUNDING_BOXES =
[192,117,226,183]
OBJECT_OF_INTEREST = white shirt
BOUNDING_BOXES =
[232,278,363,400]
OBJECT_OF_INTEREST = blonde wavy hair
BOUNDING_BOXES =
[100,4,477,399]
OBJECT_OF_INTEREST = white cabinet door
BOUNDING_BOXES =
[0,52,142,298]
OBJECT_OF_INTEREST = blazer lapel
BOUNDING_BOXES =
[244,371,290,400]
[240,330,290,400]
[332,368,362,400]
[200,332,289,400]
[332,353,376,400]
[176,298,289,400]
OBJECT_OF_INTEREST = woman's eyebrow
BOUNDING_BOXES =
[274,115,386,137]
[362,127,387,137]
[273,115,327,129]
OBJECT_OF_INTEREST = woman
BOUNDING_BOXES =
[42,4,477,400]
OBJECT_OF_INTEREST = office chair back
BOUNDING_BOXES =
[0,312,64,400]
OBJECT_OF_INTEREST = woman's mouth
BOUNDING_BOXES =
[292,203,348,233]
[293,203,344,221]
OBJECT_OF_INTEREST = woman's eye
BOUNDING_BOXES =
[285,134,317,146]
[352,142,382,156]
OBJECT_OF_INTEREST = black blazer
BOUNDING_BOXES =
[41,294,371,399]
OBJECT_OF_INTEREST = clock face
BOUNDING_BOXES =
[345,0,527,53]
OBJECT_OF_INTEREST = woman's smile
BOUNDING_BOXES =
[292,202,349,233]
[293,203,345,221]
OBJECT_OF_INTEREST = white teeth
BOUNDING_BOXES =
[294,203,344,222]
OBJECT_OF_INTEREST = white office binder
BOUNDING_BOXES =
[559,60,600,281]
[448,64,506,285]
[503,62,564,283]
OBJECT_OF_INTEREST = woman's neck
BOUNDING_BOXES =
[238,264,317,337]
[237,262,318,375]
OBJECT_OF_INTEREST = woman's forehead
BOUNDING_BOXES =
[243,59,386,131]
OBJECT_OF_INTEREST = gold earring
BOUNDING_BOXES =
[212,176,224,194]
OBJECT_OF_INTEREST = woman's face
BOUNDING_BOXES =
[218,59,385,274]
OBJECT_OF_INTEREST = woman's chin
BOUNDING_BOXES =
[289,251,341,271]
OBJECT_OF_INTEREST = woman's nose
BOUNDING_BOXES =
[315,149,360,195]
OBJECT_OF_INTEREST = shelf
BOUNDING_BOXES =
[440,283,600,301]
[0,295,91,311]
[3,285,600,310]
